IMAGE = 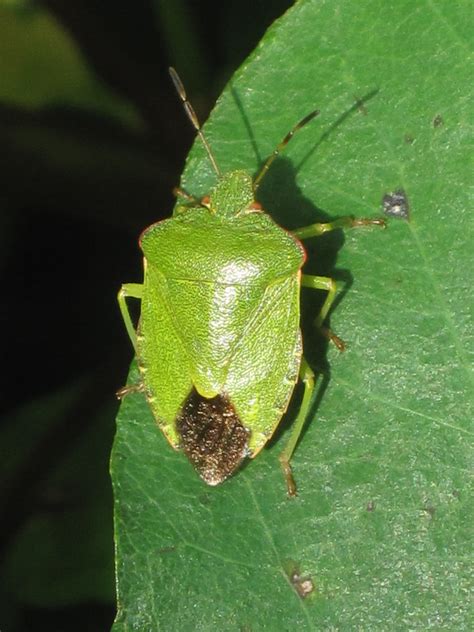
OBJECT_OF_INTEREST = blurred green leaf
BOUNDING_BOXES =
[0,3,140,125]
[0,379,115,618]
[112,0,472,628]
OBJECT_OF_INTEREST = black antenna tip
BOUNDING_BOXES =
[300,109,320,127]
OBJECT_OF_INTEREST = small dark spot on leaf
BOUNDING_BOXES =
[354,95,368,115]
[452,489,460,498]
[198,492,213,506]
[366,500,376,512]
[433,114,444,127]
[290,569,315,599]
[382,189,410,220]
[285,561,315,599]
[421,504,436,518]
[157,546,177,555]
[404,134,415,144]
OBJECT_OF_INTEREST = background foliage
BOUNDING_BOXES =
[0,0,291,630]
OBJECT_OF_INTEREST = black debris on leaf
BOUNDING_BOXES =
[382,189,410,220]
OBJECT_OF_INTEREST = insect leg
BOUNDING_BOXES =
[293,216,385,240]
[279,357,316,496]
[172,186,200,204]
[117,283,143,354]
[173,186,212,213]
[116,382,145,400]
[301,274,345,351]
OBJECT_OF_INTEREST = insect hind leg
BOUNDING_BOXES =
[279,358,316,496]
[301,274,345,351]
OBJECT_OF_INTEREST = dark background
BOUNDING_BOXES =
[0,1,292,630]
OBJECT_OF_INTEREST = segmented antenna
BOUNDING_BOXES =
[169,67,221,177]
[253,109,320,191]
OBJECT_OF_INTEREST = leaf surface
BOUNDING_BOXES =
[112,1,472,628]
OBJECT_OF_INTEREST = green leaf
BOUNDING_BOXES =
[112,0,472,628]
[0,379,115,615]
[0,3,140,126]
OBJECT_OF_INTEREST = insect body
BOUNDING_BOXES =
[118,68,384,495]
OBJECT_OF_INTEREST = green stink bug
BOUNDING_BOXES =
[118,68,384,495]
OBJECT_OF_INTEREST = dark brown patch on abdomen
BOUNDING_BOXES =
[176,389,249,485]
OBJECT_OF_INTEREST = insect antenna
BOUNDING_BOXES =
[253,109,320,191]
[169,67,222,178]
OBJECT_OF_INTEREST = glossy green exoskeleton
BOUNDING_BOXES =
[118,68,384,495]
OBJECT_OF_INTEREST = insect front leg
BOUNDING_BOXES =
[293,215,385,240]
[117,283,143,353]
[117,283,144,399]
[294,215,385,344]
[279,358,316,496]
[301,274,345,350]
